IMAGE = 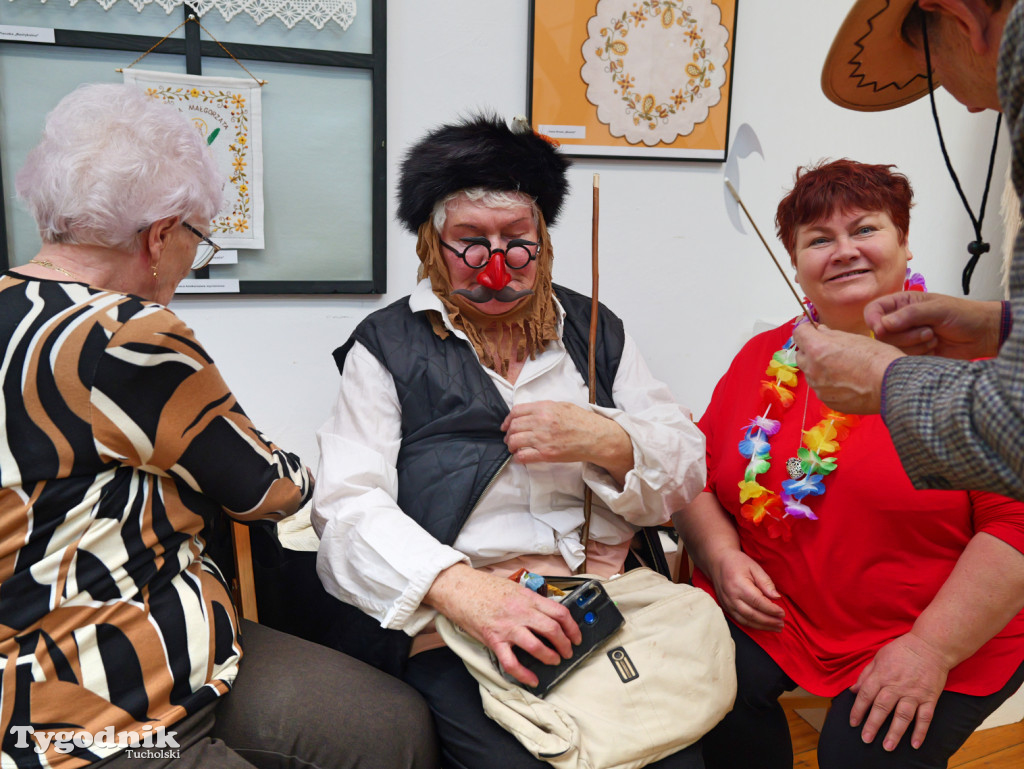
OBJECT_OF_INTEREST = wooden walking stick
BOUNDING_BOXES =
[581,174,599,573]
[724,178,817,327]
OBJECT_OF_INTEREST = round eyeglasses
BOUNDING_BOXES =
[181,221,222,270]
[440,236,538,270]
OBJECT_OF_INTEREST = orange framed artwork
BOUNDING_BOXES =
[528,0,738,160]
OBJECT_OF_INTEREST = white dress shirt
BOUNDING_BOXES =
[312,280,705,635]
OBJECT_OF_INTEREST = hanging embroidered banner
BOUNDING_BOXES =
[123,69,265,250]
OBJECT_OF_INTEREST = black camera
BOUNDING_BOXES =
[506,579,624,697]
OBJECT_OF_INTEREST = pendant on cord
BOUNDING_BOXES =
[786,457,804,480]
[962,239,990,295]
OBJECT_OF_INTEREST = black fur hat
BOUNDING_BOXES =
[396,114,571,233]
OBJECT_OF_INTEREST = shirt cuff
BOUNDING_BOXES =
[382,547,470,632]
[999,301,1013,348]
[879,356,905,427]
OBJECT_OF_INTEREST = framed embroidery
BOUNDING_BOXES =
[124,70,265,251]
[0,2,387,295]
[528,0,738,161]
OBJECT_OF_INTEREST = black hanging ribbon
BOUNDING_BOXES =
[922,17,1002,295]
[963,239,991,295]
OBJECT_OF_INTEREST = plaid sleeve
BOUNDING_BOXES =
[881,304,1024,499]
[883,19,1024,503]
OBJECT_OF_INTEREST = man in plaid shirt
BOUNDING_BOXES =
[793,0,1024,502]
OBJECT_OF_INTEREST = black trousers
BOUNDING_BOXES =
[703,621,1024,769]
[404,646,705,769]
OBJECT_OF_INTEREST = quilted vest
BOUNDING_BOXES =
[327,285,625,676]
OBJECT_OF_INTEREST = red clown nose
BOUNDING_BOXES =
[476,251,511,290]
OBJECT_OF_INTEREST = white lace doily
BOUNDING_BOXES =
[45,0,356,31]
[580,0,730,146]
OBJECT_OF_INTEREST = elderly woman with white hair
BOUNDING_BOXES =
[1,83,437,769]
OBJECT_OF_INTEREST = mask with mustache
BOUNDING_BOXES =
[416,214,559,378]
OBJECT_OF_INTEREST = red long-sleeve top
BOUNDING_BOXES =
[693,320,1024,696]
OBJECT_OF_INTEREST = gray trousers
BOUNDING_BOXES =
[96,620,439,769]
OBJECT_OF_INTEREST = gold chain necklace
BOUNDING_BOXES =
[28,259,78,280]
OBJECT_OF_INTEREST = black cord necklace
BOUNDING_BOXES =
[922,17,1002,295]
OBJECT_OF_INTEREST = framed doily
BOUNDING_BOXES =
[529,0,737,160]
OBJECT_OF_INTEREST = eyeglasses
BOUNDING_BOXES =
[181,221,222,270]
[439,236,538,270]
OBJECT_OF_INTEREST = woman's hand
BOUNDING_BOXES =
[424,564,582,687]
[849,632,951,752]
[502,401,634,484]
[850,532,1024,752]
[709,549,785,632]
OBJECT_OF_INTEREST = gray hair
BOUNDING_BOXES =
[16,83,224,253]
[431,188,541,232]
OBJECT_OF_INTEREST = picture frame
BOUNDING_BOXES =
[528,0,738,161]
[0,1,387,296]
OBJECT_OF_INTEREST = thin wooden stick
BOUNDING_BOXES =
[581,174,600,573]
[724,178,817,327]
[589,174,600,403]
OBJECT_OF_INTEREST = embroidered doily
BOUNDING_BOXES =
[580,0,730,146]
[42,0,356,31]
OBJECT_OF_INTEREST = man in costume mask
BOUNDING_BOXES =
[311,115,707,769]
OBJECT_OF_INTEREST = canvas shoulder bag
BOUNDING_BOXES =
[436,567,736,769]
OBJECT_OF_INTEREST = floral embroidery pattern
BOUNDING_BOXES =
[142,86,253,239]
[593,2,712,130]
[581,0,730,146]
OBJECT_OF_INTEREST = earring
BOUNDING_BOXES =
[152,266,159,279]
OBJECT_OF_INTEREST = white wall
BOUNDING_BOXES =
[171,0,1013,472]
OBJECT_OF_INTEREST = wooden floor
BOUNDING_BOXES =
[786,703,1024,769]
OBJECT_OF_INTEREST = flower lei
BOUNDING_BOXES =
[736,268,926,541]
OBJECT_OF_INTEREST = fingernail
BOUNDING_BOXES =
[884,740,894,752]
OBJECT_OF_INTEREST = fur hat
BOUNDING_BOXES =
[396,114,571,232]
[821,0,935,111]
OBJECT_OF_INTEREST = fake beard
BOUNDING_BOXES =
[415,218,559,378]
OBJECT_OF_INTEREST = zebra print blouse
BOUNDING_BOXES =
[0,273,312,767]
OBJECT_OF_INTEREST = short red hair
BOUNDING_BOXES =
[775,159,914,262]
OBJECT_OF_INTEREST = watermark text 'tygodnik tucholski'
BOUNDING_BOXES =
[9,724,180,757]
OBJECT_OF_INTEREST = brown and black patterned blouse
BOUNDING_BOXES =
[0,273,312,767]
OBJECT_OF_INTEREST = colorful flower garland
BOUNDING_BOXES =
[736,269,926,540]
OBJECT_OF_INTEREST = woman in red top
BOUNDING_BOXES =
[674,160,1024,769]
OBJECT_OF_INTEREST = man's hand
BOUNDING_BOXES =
[792,324,904,414]
[709,549,785,632]
[424,564,581,687]
[501,401,634,483]
[849,632,951,752]
[865,292,1004,359]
